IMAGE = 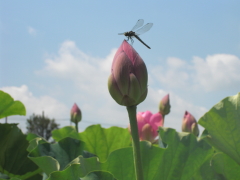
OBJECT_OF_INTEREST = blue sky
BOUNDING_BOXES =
[1,1,240,133]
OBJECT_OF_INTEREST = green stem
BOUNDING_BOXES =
[75,122,79,132]
[159,114,165,148]
[127,106,144,180]
[162,114,165,125]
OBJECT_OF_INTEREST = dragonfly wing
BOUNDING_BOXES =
[118,33,125,35]
[135,23,153,35]
[131,19,144,31]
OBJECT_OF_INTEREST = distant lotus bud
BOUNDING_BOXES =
[159,94,171,115]
[182,111,199,136]
[108,40,148,106]
[70,103,82,123]
[128,111,163,143]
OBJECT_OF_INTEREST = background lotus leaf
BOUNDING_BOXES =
[0,90,26,119]
[198,92,240,165]
[0,124,41,180]
[52,125,132,162]
[48,128,213,180]
[28,137,85,176]
[52,126,81,141]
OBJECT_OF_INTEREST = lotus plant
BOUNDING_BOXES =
[129,111,163,143]
[70,103,82,132]
[108,40,148,180]
[182,111,199,136]
[108,40,148,106]
[159,94,171,119]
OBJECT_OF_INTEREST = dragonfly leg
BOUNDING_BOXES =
[130,38,134,45]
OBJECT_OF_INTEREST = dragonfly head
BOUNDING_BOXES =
[124,31,135,37]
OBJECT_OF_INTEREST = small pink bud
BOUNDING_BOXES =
[70,103,82,123]
[182,111,199,136]
[159,94,171,115]
[128,111,163,143]
[108,40,148,106]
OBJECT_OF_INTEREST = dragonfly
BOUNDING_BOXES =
[118,19,153,49]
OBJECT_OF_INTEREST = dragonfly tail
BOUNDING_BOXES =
[134,35,151,49]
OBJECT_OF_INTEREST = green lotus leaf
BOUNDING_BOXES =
[213,152,240,179]
[0,91,26,119]
[81,171,116,180]
[49,168,116,180]
[157,127,213,180]
[52,126,81,141]
[26,133,40,142]
[192,155,218,180]
[78,125,132,162]
[198,92,240,165]
[0,124,41,180]
[48,128,212,180]
[52,125,132,162]
[27,137,48,152]
[28,137,85,176]
[192,152,240,180]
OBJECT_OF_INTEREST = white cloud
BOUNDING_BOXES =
[0,85,69,132]
[37,41,119,117]
[151,57,190,89]
[34,40,213,133]
[151,54,240,92]
[193,54,240,91]
[3,40,236,135]
[27,26,37,36]
[36,41,128,128]
[167,57,187,68]
[0,40,216,136]
[1,85,68,117]
[38,41,115,92]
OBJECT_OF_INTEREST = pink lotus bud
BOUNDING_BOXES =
[70,103,82,123]
[159,94,171,115]
[182,111,199,136]
[108,40,148,106]
[128,111,163,142]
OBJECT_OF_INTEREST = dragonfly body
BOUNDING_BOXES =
[124,31,151,49]
[119,19,153,49]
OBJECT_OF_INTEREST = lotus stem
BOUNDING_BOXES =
[127,105,144,180]
[75,122,78,132]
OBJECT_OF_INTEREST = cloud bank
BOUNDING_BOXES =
[36,40,213,131]
[0,85,69,132]
[2,40,239,133]
[151,54,240,92]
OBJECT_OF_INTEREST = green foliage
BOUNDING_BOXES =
[48,128,213,180]
[192,152,240,179]
[198,92,240,165]
[0,124,42,180]
[26,133,39,142]
[78,125,132,162]
[1,90,240,179]
[212,152,240,179]
[28,137,85,176]
[192,155,218,180]
[0,90,26,119]
[52,126,81,141]
[26,113,60,141]
[52,125,132,162]
[158,127,213,180]
[81,171,116,180]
